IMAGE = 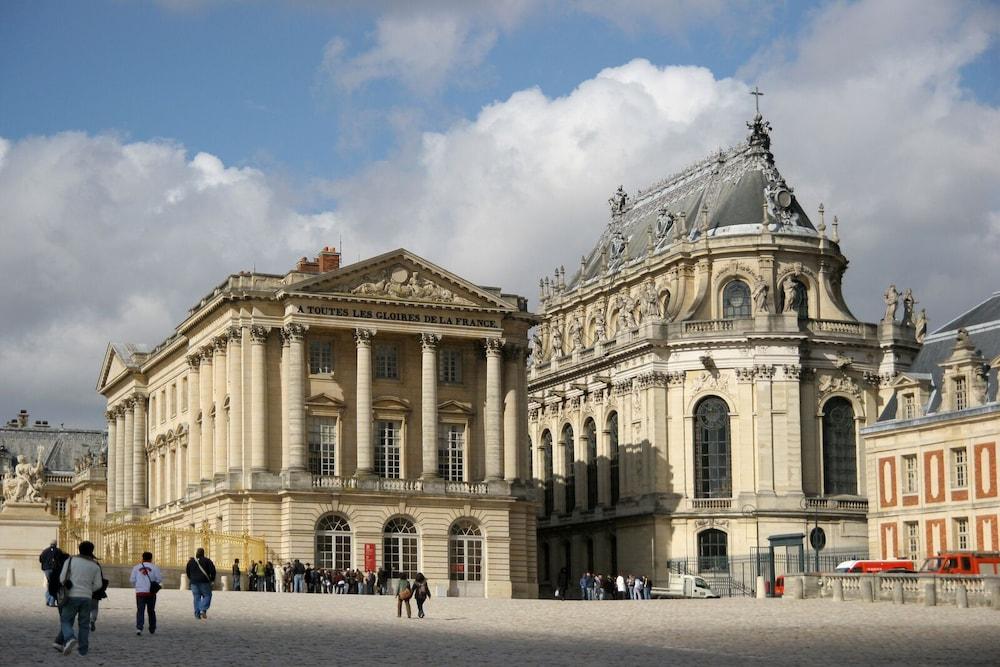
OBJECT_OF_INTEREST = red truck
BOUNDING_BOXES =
[919,551,1000,575]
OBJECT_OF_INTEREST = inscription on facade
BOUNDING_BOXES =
[298,305,499,328]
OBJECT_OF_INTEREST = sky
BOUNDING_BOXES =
[1,0,998,428]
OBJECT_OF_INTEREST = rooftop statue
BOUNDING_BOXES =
[882,284,899,323]
[915,309,928,343]
[608,186,629,218]
[901,288,917,327]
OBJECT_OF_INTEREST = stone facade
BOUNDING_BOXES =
[97,247,538,598]
[863,294,1000,562]
[528,112,919,588]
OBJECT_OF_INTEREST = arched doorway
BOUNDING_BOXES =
[698,529,729,573]
[315,514,352,569]
[383,517,417,577]
[448,519,484,597]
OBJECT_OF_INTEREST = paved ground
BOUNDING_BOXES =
[1,587,998,666]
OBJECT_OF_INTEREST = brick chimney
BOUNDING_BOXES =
[295,246,342,274]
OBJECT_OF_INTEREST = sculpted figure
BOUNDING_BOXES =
[617,293,636,330]
[568,315,584,351]
[655,208,674,239]
[608,185,628,217]
[550,325,563,358]
[752,278,769,313]
[609,232,627,261]
[915,309,927,343]
[641,282,661,320]
[594,313,607,343]
[901,288,916,326]
[529,332,543,365]
[883,284,899,323]
[782,277,799,314]
[2,449,45,503]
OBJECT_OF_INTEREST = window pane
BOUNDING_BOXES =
[308,417,337,476]
[439,348,462,384]
[823,398,857,495]
[438,424,464,481]
[722,281,751,319]
[375,344,399,379]
[694,398,731,498]
[309,340,333,374]
[375,421,401,478]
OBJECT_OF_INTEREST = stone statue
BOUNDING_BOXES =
[752,278,769,314]
[915,309,927,343]
[655,208,674,239]
[608,185,628,217]
[901,288,916,326]
[529,332,543,365]
[609,231,627,261]
[568,315,584,352]
[2,448,45,504]
[883,284,899,323]
[641,282,661,321]
[616,293,636,330]
[594,313,607,343]
[550,325,563,358]
[782,277,799,314]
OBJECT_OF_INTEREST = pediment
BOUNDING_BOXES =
[438,399,474,416]
[306,393,347,410]
[890,372,933,389]
[285,249,512,310]
[372,395,411,412]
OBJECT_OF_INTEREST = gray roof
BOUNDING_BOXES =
[879,292,1000,420]
[0,424,106,474]
[570,114,818,290]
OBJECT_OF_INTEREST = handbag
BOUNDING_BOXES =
[399,586,412,601]
[144,567,162,595]
[56,557,73,607]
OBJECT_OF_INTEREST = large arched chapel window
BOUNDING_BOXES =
[562,424,575,512]
[584,418,598,510]
[722,280,751,319]
[822,397,857,495]
[541,430,553,516]
[694,397,732,498]
[608,412,620,505]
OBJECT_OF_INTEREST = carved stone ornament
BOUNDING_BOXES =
[612,379,633,396]
[347,266,473,305]
[483,337,506,355]
[186,353,201,369]
[199,346,214,362]
[213,335,228,352]
[735,367,756,383]
[666,371,685,386]
[783,364,802,381]
[694,518,729,528]
[817,374,861,400]
[755,365,776,380]
[636,372,669,389]
[226,325,243,342]
[1,446,46,504]
[249,325,270,344]
[692,371,731,395]
[528,407,539,421]
[354,328,375,346]
[283,323,307,342]
[863,371,895,388]
[420,332,441,351]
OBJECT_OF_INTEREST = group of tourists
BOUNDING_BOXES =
[554,567,654,600]
[232,559,396,595]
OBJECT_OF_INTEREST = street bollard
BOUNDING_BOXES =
[5,568,14,587]
[956,584,969,609]
[756,576,766,599]
[221,575,230,591]
[179,573,189,590]
[832,579,844,602]
[860,577,875,603]
[892,580,904,605]
[923,582,936,607]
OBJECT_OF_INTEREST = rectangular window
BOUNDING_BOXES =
[902,455,918,494]
[905,522,920,561]
[374,344,399,380]
[308,417,337,476]
[170,383,177,417]
[54,498,67,516]
[309,340,333,375]
[439,348,462,384]
[902,393,915,419]
[955,377,967,410]
[952,448,968,489]
[160,389,166,423]
[181,377,188,411]
[438,424,465,481]
[955,517,969,550]
[150,396,156,426]
[375,420,401,478]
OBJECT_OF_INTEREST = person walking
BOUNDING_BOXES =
[130,551,163,635]
[39,540,60,607]
[185,547,216,620]
[412,573,431,619]
[57,541,104,656]
[395,572,412,618]
[232,558,241,591]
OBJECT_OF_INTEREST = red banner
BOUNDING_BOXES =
[364,543,376,571]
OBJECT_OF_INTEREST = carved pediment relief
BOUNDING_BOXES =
[346,265,474,305]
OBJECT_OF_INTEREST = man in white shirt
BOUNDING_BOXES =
[615,573,627,600]
[130,552,164,635]
[58,541,104,656]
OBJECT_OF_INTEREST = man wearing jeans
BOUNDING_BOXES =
[185,548,216,619]
[57,541,104,656]
[39,540,60,607]
[292,559,305,592]
[130,552,163,634]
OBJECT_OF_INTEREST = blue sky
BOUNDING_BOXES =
[1,0,998,426]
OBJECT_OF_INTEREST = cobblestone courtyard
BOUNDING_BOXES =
[1,587,998,666]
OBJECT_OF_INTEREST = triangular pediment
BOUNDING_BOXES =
[890,372,933,389]
[306,393,347,409]
[284,249,513,310]
[97,343,133,392]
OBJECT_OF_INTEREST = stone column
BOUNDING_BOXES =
[503,344,522,481]
[105,411,117,513]
[122,399,134,510]
[484,337,505,480]
[166,446,175,503]
[249,325,269,472]
[199,346,214,482]
[226,326,243,474]
[553,437,567,515]
[132,395,147,507]
[354,328,375,476]
[148,450,157,508]
[284,324,307,471]
[577,426,590,511]
[115,407,127,511]
[419,333,441,478]
[597,426,611,507]
[177,440,186,500]
[213,336,228,478]
[186,354,201,491]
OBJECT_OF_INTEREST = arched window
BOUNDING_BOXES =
[315,515,352,569]
[822,397,857,495]
[694,397,732,498]
[527,434,533,479]
[542,430,554,516]
[449,520,483,582]
[608,412,620,505]
[383,517,417,577]
[585,418,598,510]
[722,280,751,319]
[779,279,809,320]
[698,529,729,572]
[562,424,575,512]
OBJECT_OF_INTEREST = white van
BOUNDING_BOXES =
[650,573,719,599]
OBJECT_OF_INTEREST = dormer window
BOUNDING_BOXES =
[902,393,916,419]
[954,376,967,411]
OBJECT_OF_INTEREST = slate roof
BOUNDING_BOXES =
[569,113,818,290]
[0,423,106,474]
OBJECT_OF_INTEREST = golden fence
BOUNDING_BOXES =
[59,518,267,568]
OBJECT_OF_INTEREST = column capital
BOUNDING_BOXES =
[105,410,117,422]
[282,322,307,343]
[114,404,128,418]
[212,335,229,353]
[129,391,147,405]
[186,353,202,369]
[484,337,506,355]
[249,325,270,343]
[420,332,442,351]
[199,346,215,362]
[354,328,376,347]
[226,325,244,342]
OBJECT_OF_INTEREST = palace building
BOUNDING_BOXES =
[97,247,537,598]
[527,110,921,590]
[863,293,1000,561]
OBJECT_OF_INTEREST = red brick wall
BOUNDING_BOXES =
[951,489,968,502]
[879,457,897,508]
[976,514,999,551]
[924,449,945,503]
[902,495,919,507]
[974,442,997,499]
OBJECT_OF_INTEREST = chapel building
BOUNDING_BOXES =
[527,110,920,589]
[97,247,537,598]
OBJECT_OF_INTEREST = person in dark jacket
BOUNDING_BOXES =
[556,567,569,601]
[232,558,241,591]
[185,548,216,620]
[40,540,61,606]
[412,572,431,619]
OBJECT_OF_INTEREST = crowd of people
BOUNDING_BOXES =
[232,558,399,595]
[554,567,655,600]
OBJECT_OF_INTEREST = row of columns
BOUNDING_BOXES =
[105,395,147,513]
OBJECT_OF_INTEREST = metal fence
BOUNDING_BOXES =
[59,518,268,568]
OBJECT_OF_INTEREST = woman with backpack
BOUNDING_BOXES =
[412,572,431,619]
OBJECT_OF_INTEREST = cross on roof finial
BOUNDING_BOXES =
[750,85,764,114]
